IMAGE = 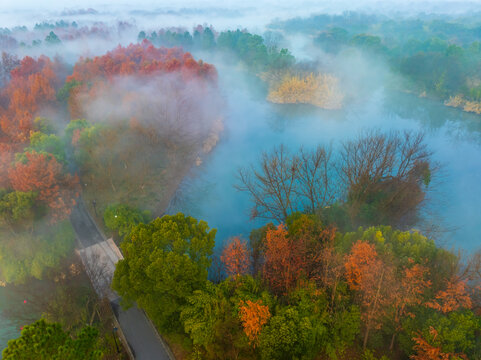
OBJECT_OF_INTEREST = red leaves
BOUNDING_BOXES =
[0,56,60,143]
[8,152,78,221]
[239,299,271,346]
[221,237,250,278]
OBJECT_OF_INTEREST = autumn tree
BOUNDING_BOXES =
[344,240,393,350]
[8,151,78,221]
[411,327,468,360]
[0,56,63,143]
[389,261,432,350]
[221,237,251,278]
[239,299,271,347]
[426,278,472,314]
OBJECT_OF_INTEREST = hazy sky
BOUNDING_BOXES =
[2,0,481,30]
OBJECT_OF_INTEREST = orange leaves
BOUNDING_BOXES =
[263,224,296,295]
[221,237,250,278]
[8,152,78,221]
[411,327,468,360]
[0,56,60,143]
[239,299,271,346]
[426,278,472,313]
[65,42,217,120]
[345,240,384,292]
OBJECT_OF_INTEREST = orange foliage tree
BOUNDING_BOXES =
[8,151,79,221]
[0,56,62,143]
[239,299,271,347]
[263,220,337,296]
[220,236,250,278]
[263,224,301,295]
[66,41,217,120]
[389,261,432,350]
[411,327,468,360]
[426,278,472,313]
[344,240,393,350]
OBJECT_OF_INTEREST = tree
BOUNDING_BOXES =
[112,213,216,331]
[237,145,334,222]
[258,307,315,360]
[2,319,102,360]
[8,151,78,221]
[0,190,37,231]
[426,278,472,314]
[411,326,468,360]
[239,299,271,347]
[340,130,432,228]
[180,281,248,359]
[221,236,250,278]
[45,31,61,45]
[344,240,393,350]
[389,262,432,350]
[103,203,151,239]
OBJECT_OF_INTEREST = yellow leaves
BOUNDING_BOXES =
[266,72,344,109]
[238,299,271,347]
[445,95,481,114]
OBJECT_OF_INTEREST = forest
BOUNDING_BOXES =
[0,3,480,360]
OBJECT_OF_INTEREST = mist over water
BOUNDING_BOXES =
[2,0,481,354]
[168,62,481,251]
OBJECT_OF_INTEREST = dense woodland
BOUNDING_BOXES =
[0,10,480,360]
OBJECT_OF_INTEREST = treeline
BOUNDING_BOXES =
[138,26,295,73]
[271,12,481,114]
[110,214,480,360]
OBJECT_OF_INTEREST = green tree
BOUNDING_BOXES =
[259,307,315,360]
[112,213,216,331]
[103,203,151,239]
[0,190,37,230]
[2,319,102,360]
[44,31,61,45]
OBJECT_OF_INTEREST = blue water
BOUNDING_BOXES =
[169,67,481,252]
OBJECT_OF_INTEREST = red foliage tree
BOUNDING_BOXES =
[65,42,217,120]
[8,151,79,221]
[0,56,61,143]
[221,236,250,278]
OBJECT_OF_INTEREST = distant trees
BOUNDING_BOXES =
[238,130,433,229]
[2,319,102,360]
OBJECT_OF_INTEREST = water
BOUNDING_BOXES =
[3,68,481,351]
[169,67,481,252]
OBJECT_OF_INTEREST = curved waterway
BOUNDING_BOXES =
[168,67,481,252]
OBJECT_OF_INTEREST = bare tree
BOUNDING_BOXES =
[237,145,300,222]
[339,130,433,227]
[297,145,336,214]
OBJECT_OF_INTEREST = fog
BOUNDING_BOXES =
[1,0,481,356]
